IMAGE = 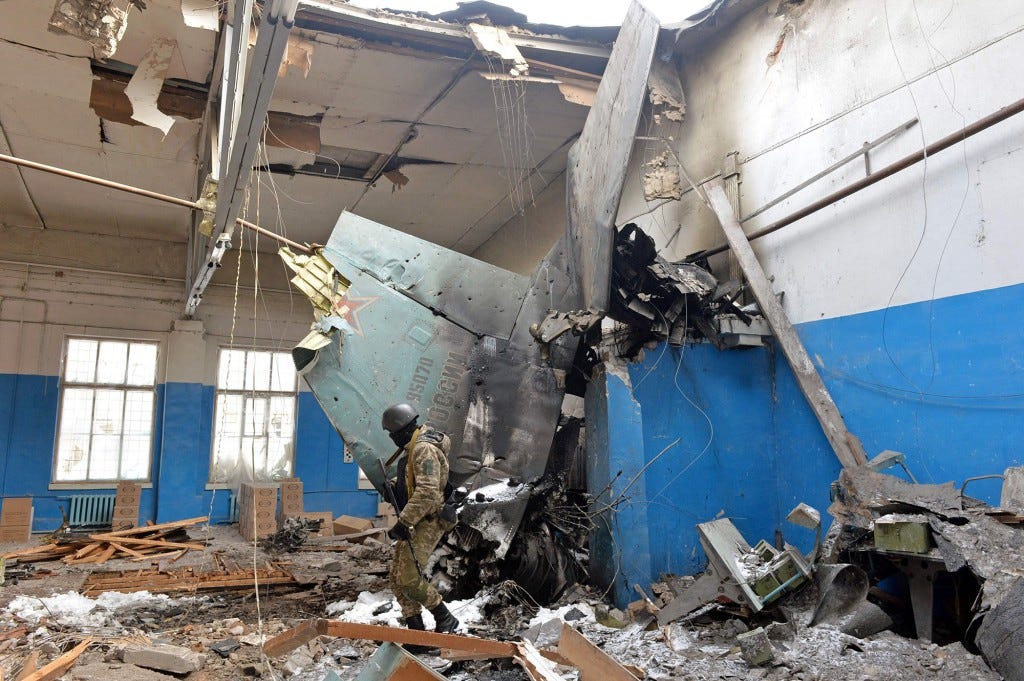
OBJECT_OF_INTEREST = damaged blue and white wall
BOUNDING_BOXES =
[476,0,1024,605]
[0,253,377,532]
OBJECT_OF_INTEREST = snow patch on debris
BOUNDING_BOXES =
[327,590,490,631]
[526,602,595,629]
[6,590,176,629]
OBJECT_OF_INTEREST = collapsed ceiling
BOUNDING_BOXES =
[0,0,614,262]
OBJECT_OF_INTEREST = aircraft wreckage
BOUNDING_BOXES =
[279,2,765,603]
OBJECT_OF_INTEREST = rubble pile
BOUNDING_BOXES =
[0,464,1019,680]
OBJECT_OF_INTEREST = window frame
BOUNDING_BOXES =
[209,347,298,484]
[51,335,160,484]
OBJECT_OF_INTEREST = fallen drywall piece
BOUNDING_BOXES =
[468,23,528,76]
[49,0,128,58]
[125,38,178,135]
[181,0,220,31]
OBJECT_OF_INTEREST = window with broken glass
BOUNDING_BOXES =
[210,349,297,483]
[53,338,158,482]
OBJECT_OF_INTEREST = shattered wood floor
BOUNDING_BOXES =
[0,526,1002,681]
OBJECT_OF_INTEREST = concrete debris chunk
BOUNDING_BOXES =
[737,627,774,667]
[124,643,205,675]
[520,617,563,650]
[283,648,315,676]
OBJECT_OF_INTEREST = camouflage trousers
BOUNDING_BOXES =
[388,516,446,618]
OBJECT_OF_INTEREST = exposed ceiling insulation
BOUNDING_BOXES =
[0,0,610,272]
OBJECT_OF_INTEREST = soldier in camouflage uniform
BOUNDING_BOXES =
[381,403,460,634]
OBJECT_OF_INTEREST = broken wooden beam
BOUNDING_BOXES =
[81,563,297,594]
[264,619,518,659]
[21,637,91,681]
[703,180,867,468]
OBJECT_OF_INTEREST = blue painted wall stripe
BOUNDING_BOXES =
[0,378,376,531]
[624,281,1024,582]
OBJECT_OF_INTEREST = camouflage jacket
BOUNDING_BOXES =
[399,425,451,528]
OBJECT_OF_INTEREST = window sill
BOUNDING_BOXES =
[204,483,243,491]
[49,482,153,491]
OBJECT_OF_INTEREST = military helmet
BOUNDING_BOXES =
[382,403,419,434]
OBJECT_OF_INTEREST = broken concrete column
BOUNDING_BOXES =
[737,627,774,667]
[585,360,653,610]
[124,644,205,675]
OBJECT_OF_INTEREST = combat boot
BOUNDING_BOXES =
[429,603,459,633]
[402,614,434,654]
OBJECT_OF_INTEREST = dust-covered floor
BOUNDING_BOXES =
[0,526,1003,680]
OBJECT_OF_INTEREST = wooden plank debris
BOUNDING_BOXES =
[1,517,209,566]
[21,637,91,681]
[13,650,39,681]
[264,619,517,659]
[513,641,563,681]
[268,619,638,680]
[557,623,638,681]
[81,562,297,595]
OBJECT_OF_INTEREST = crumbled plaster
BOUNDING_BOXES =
[648,60,685,124]
[642,150,683,201]
[48,0,128,58]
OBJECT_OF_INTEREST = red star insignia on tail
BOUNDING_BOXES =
[334,291,378,337]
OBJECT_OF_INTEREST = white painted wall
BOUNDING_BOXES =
[471,173,567,275]
[0,258,315,389]
[615,0,1024,325]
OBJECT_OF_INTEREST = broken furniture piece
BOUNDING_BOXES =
[657,518,811,625]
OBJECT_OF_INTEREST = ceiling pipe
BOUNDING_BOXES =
[691,95,1024,260]
[0,152,310,254]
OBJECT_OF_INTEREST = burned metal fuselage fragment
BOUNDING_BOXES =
[281,2,662,602]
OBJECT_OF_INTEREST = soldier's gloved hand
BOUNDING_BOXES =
[388,522,412,542]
